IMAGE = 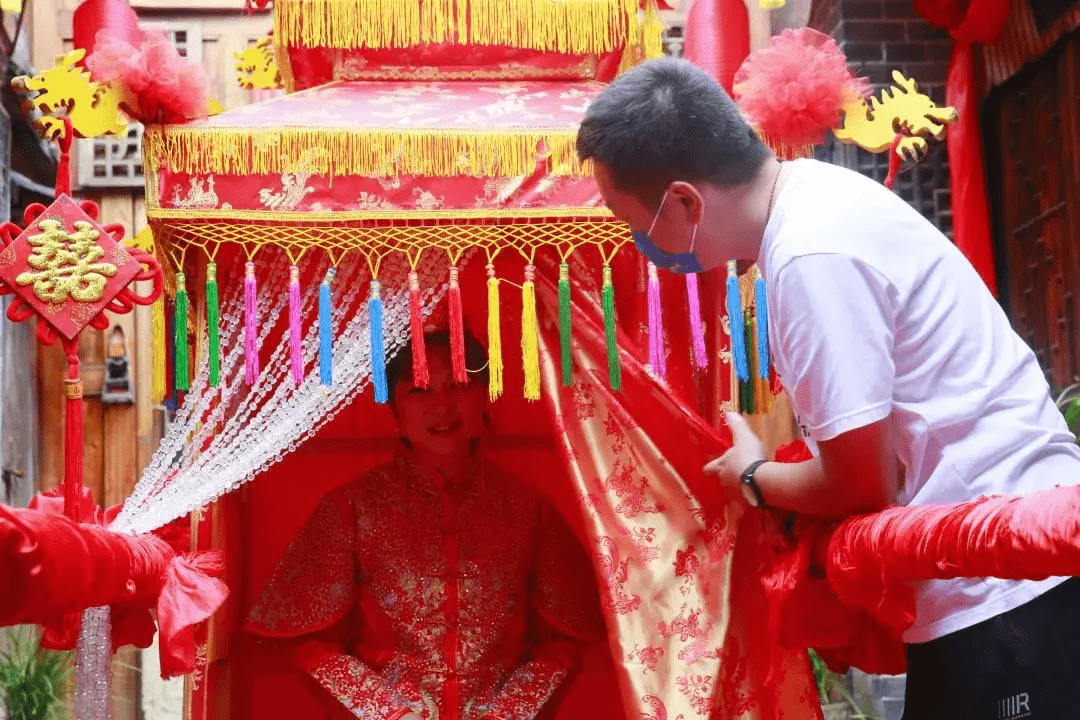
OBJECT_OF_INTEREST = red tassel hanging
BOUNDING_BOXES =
[448,266,467,383]
[408,270,429,388]
[63,347,84,523]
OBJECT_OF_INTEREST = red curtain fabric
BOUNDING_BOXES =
[913,0,1013,297]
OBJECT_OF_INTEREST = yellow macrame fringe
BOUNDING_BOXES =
[152,298,166,402]
[487,267,504,401]
[641,0,665,60]
[521,266,540,401]
[274,0,639,54]
[144,127,588,179]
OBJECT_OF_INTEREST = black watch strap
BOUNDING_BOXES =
[740,459,770,509]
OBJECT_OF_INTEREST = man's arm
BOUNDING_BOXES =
[706,412,896,519]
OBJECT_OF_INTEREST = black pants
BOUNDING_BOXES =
[903,578,1080,720]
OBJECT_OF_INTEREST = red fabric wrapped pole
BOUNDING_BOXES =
[763,440,1080,676]
[0,491,227,677]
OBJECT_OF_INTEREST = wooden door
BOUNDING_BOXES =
[986,30,1080,391]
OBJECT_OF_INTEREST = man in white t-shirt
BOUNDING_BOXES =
[577,57,1080,719]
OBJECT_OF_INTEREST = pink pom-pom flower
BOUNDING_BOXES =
[733,28,871,156]
[86,28,210,125]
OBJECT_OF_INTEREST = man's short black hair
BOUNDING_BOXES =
[577,57,772,206]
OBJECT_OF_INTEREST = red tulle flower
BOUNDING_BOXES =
[86,28,210,124]
[733,28,871,152]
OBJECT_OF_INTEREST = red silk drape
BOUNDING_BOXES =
[913,0,1012,296]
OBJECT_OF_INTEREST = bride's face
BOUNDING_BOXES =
[392,346,486,459]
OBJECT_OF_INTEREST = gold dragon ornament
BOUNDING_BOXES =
[12,49,127,141]
[235,37,283,91]
[834,70,959,161]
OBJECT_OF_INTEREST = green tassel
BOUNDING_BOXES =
[207,262,220,387]
[602,265,621,391]
[174,272,189,392]
[559,262,572,387]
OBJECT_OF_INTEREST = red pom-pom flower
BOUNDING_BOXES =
[733,28,871,155]
[86,28,210,124]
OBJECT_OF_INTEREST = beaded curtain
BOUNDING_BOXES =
[111,248,450,536]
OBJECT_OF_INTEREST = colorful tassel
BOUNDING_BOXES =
[743,308,756,414]
[487,264,504,401]
[521,264,540,401]
[319,267,335,387]
[755,271,770,379]
[408,270,429,388]
[558,262,572,387]
[288,265,303,384]
[151,298,166,402]
[448,266,467,384]
[602,265,622,391]
[174,272,189,392]
[686,273,708,369]
[646,262,666,379]
[164,297,176,410]
[244,261,259,385]
[727,261,749,382]
[206,262,220,387]
[370,280,388,403]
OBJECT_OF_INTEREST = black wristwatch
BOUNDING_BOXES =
[740,459,770,509]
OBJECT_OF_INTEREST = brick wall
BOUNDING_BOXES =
[808,0,955,237]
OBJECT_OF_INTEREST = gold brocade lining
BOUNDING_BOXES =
[149,218,631,266]
[332,58,600,82]
[143,126,588,179]
[274,0,639,54]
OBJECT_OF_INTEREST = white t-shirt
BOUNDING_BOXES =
[758,158,1080,644]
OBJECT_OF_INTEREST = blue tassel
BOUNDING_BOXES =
[755,274,769,379]
[369,279,388,403]
[319,267,335,387]
[727,262,749,382]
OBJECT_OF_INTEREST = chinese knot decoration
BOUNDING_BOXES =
[0,194,162,351]
[0,124,163,522]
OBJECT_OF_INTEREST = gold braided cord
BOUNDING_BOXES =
[143,126,588,179]
[146,206,616,222]
[151,218,631,272]
[274,0,639,54]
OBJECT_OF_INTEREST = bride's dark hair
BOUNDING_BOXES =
[385,330,489,394]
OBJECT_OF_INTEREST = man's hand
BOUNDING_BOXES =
[704,412,767,497]
[399,713,423,720]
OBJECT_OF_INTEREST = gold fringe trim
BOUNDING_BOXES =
[144,126,588,178]
[274,0,640,54]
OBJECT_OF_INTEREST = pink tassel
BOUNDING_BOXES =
[408,271,429,388]
[647,262,666,379]
[244,261,259,384]
[686,273,708,368]
[448,266,467,383]
[288,265,303,384]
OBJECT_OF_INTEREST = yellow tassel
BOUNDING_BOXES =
[152,298,166,403]
[641,0,665,60]
[487,264,504,401]
[274,0,635,55]
[521,264,541,401]
[144,126,588,180]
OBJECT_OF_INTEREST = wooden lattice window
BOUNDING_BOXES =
[76,23,202,189]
